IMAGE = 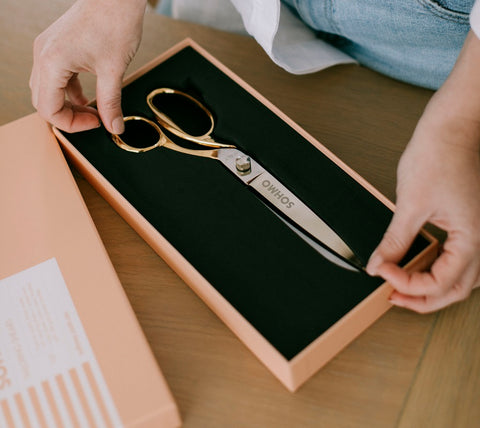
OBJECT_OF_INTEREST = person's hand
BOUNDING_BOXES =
[367,32,480,313]
[366,31,480,313]
[30,0,147,134]
[366,109,480,313]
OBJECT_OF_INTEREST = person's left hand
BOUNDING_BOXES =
[366,103,480,313]
[29,0,147,134]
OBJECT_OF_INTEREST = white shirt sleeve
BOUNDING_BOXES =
[165,0,356,74]
[470,0,480,39]
[230,0,356,74]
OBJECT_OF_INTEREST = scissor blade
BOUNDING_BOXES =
[215,148,363,272]
[248,171,363,272]
[265,203,359,272]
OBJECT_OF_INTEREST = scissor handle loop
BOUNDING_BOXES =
[146,88,235,149]
[112,116,219,159]
[111,116,162,153]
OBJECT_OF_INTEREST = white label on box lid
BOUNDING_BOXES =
[0,258,122,428]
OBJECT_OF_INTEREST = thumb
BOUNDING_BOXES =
[367,205,427,276]
[96,69,125,134]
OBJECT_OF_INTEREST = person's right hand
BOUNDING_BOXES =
[30,0,147,134]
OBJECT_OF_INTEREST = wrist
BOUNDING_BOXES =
[423,31,480,143]
[419,31,480,152]
[416,103,480,153]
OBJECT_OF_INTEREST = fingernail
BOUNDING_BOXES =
[366,252,381,276]
[112,117,125,134]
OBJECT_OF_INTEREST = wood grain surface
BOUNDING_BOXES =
[1,1,479,427]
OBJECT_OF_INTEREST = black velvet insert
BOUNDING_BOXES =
[62,46,429,360]
[121,119,161,149]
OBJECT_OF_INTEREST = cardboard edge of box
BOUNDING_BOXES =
[54,38,438,391]
[47,119,183,426]
[0,114,182,426]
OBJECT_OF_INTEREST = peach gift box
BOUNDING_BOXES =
[0,114,181,428]
[54,39,438,392]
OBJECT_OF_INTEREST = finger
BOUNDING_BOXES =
[30,59,42,108]
[377,239,472,297]
[389,262,479,313]
[30,70,39,108]
[367,204,427,276]
[50,101,101,133]
[66,74,89,106]
[30,38,42,108]
[36,66,100,132]
[95,68,125,134]
[39,96,100,132]
[389,292,451,314]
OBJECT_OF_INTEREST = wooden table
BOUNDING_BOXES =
[2,1,479,427]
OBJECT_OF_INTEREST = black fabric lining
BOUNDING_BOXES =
[62,46,429,360]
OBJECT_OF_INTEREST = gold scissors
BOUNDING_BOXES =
[111,88,365,272]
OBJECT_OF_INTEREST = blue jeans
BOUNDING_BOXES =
[159,0,474,89]
[282,0,474,89]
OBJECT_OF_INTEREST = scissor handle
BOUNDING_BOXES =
[146,88,235,149]
[111,116,162,153]
[112,116,219,159]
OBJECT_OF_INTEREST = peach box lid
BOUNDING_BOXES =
[0,114,181,428]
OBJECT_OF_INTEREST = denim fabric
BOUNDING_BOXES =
[157,0,173,15]
[281,0,474,89]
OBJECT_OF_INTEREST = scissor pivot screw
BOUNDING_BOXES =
[235,155,252,175]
